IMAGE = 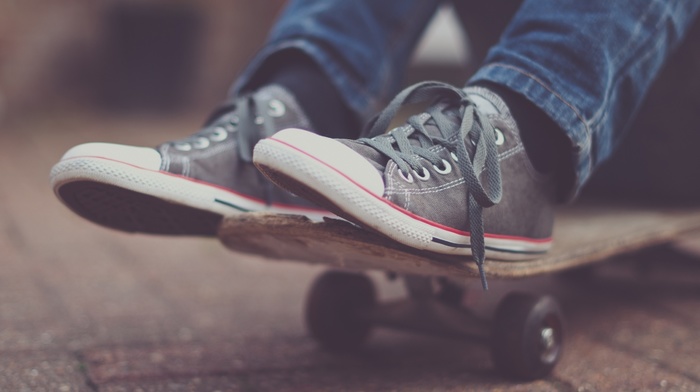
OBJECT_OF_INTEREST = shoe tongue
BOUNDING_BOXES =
[340,90,502,176]
[338,106,461,177]
[412,88,505,149]
[463,86,505,116]
[465,92,499,115]
[409,101,462,144]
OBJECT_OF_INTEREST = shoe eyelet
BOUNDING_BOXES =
[255,116,264,125]
[268,99,286,117]
[229,115,240,127]
[433,159,452,175]
[210,128,228,142]
[398,169,414,183]
[495,128,505,146]
[450,152,459,162]
[413,166,431,181]
[174,143,192,151]
[193,137,211,149]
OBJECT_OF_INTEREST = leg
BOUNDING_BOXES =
[234,0,444,121]
[583,17,700,203]
[468,0,700,197]
[49,0,442,236]
[252,1,700,288]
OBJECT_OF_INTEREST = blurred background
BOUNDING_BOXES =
[0,1,288,120]
[1,0,699,201]
[1,2,700,390]
[0,1,474,124]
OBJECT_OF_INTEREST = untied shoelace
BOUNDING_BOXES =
[359,81,503,289]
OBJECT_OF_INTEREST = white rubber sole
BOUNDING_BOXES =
[254,136,552,260]
[50,155,331,235]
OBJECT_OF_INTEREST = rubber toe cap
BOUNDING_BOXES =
[264,129,385,197]
[61,143,162,171]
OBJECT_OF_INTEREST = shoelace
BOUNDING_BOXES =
[172,91,283,162]
[360,81,503,289]
[169,91,284,203]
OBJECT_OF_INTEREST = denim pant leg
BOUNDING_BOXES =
[232,0,442,122]
[468,0,700,198]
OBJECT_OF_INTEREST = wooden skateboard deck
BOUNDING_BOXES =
[218,203,700,279]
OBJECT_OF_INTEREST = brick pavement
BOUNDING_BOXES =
[1,115,700,391]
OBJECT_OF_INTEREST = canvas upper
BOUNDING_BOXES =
[253,82,556,288]
[50,85,330,236]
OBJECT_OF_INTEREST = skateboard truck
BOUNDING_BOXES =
[304,270,564,380]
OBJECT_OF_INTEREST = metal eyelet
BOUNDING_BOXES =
[495,128,505,146]
[210,128,228,142]
[254,116,264,125]
[413,166,431,181]
[268,99,286,117]
[450,152,459,162]
[399,169,414,183]
[433,159,452,175]
[229,115,240,127]
[174,143,192,152]
[193,137,210,149]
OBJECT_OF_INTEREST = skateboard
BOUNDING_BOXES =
[218,202,700,380]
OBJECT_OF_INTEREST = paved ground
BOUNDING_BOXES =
[2,114,700,391]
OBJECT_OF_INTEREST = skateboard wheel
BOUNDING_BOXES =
[305,270,376,352]
[491,293,564,380]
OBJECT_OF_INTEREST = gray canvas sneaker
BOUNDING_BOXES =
[50,85,331,236]
[253,82,556,288]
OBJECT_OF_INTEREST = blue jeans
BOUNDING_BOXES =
[234,0,700,197]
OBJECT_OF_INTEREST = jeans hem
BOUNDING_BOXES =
[468,63,592,199]
[230,40,383,122]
